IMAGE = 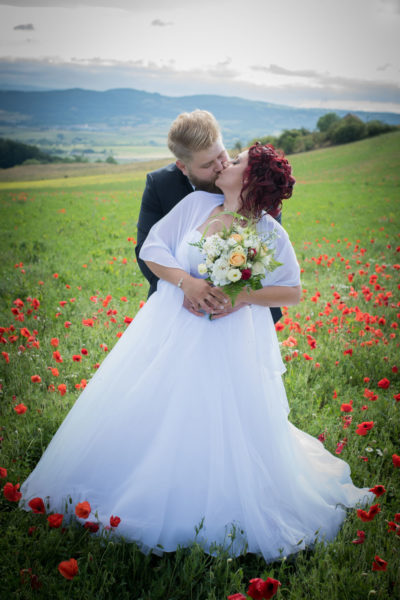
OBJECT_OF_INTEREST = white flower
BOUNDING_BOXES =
[252,261,265,276]
[227,268,241,282]
[198,263,208,275]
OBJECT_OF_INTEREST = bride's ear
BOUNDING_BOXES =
[176,160,189,177]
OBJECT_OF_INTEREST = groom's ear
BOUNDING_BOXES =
[176,160,189,177]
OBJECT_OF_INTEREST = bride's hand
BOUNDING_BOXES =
[181,277,229,314]
[209,300,249,319]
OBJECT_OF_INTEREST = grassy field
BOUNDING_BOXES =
[0,131,399,599]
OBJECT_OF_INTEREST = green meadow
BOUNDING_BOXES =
[0,132,399,599]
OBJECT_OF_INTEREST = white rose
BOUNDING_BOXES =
[227,268,242,282]
[252,261,265,276]
[198,263,208,275]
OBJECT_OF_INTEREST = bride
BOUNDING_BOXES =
[20,143,372,562]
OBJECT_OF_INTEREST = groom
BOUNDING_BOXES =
[135,109,282,323]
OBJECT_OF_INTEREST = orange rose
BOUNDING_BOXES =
[229,233,243,243]
[229,251,246,267]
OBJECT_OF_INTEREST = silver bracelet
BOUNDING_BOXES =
[177,277,184,288]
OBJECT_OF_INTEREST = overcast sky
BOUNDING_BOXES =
[0,0,399,112]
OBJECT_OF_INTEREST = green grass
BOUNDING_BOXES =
[0,131,399,599]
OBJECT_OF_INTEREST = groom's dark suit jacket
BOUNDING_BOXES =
[135,163,282,323]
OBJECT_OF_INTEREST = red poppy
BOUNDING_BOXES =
[0,467,7,478]
[247,577,281,600]
[14,402,27,414]
[50,337,59,347]
[110,515,121,528]
[28,497,46,514]
[53,350,63,363]
[372,556,387,571]
[3,481,22,502]
[351,530,365,544]
[20,327,30,337]
[394,393,400,402]
[31,375,41,383]
[72,354,82,362]
[64,321,72,328]
[82,318,94,327]
[356,421,374,436]
[124,316,133,325]
[57,383,67,396]
[369,485,386,497]
[392,454,400,468]
[228,595,247,600]
[395,513,400,522]
[1,351,10,363]
[357,504,381,522]
[340,401,353,413]
[75,501,91,519]
[303,353,313,360]
[81,348,88,355]
[51,367,59,377]
[84,521,99,533]
[58,558,78,580]
[377,378,390,389]
[47,513,64,528]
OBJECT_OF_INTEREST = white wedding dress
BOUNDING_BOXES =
[20,192,372,562]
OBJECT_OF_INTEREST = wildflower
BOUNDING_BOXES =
[110,515,121,528]
[50,338,59,347]
[31,375,41,383]
[0,467,7,478]
[356,421,374,436]
[340,401,353,413]
[28,497,46,514]
[377,378,390,389]
[372,556,387,571]
[75,501,91,519]
[392,454,400,468]
[369,485,386,497]
[48,513,64,528]
[351,530,365,544]
[84,521,99,533]
[58,558,78,580]
[357,504,381,522]
[14,403,27,414]
[57,383,67,396]
[53,350,63,363]
[3,481,22,502]
[247,577,281,600]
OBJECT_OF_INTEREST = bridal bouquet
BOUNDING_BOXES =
[191,213,282,306]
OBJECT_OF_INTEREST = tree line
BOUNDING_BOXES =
[244,112,397,155]
[0,138,117,169]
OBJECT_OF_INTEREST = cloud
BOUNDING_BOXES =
[377,62,392,71]
[0,57,399,114]
[379,0,400,14]
[252,64,322,79]
[0,0,192,9]
[151,18,173,27]
[13,24,35,31]
[251,62,400,102]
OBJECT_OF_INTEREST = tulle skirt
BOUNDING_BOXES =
[20,283,373,562]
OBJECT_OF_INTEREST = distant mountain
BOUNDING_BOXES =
[1,88,399,145]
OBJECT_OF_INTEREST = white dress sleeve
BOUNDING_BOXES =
[139,191,224,271]
[258,215,301,288]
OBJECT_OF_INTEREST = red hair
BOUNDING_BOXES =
[240,143,295,219]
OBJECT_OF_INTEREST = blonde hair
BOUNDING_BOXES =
[167,110,221,162]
